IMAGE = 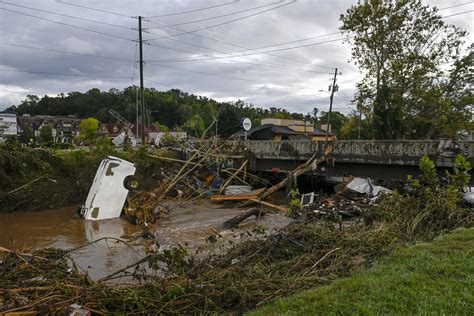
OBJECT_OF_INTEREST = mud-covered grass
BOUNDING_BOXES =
[250,227,474,315]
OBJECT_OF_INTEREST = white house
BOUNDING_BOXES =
[0,112,18,139]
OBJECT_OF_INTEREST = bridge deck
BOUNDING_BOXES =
[216,140,474,183]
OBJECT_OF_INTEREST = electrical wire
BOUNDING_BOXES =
[0,1,134,30]
[145,79,174,88]
[0,8,134,42]
[1,68,132,79]
[144,0,296,42]
[438,2,473,11]
[227,32,343,54]
[146,37,348,63]
[146,62,272,84]
[145,0,284,29]
[147,0,240,18]
[55,0,135,18]
[144,28,331,74]
[0,42,134,63]
[441,9,473,18]
[143,12,332,67]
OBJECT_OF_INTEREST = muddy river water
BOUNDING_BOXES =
[0,201,291,281]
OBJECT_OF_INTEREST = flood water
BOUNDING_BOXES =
[0,201,291,281]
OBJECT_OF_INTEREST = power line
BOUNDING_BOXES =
[145,0,284,29]
[55,0,135,19]
[144,0,296,42]
[144,29,330,74]
[0,1,134,30]
[146,37,348,63]
[146,62,272,84]
[143,11,330,67]
[228,32,342,54]
[0,3,309,72]
[438,2,473,11]
[0,8,134,42]
[0,42,134,63]
[1,68,132,79]
[147,0,240,18]
[145,79,174,88]
[441,9,474,18]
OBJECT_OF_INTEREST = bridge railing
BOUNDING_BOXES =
[218,139,474,167]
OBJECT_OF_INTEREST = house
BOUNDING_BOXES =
[261,117,336,141]
[0,112,18,140]
[100,123,162,145]
[312,127,336,141]
[232,124,305,141]
[99,123,127,138]
[261,118,313,133]
[17,115,81,143]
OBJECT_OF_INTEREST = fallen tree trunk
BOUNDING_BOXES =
[257,144,333,202]
[222,208,263,229]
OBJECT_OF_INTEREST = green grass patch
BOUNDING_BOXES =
[250,227,474,315]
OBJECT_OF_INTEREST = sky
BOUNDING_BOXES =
[0,0,472,114]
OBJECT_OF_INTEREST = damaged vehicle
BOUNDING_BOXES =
[79,156,139,220]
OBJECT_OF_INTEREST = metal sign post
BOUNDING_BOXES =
[242,117,252,149]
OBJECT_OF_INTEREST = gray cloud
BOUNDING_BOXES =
[0,0,471,114]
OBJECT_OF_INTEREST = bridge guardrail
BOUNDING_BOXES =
[220,140,474,167]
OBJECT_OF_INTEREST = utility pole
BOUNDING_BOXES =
[358,104,362,140]
[325,67,338,145]
[138,16,145,146]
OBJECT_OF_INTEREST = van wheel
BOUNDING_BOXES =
[124,176,140,191]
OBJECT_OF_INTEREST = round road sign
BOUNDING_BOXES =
[242,118,252,131]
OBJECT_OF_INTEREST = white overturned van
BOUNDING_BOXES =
[79,156,139,220]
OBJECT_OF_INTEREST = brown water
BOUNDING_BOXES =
[0,201,291,281]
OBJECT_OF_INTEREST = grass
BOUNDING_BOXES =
[249,227,474,315]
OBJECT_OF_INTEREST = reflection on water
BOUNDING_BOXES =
[0,201,291,280]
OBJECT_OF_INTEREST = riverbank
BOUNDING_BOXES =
[250,227,474,315]
[0,143,177,213]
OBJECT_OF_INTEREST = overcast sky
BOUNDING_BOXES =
[0,0,472,114]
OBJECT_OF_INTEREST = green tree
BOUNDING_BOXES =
[340,0,470,139]
[318,111,348,136]
[340,113,372,140]
[218,105,241,138]
[19,126,34,144]
[184,114,205,138]
[154,121,169,132]
[39,125,53,144]
[78,117,99,141]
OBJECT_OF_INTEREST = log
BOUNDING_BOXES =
[221,208,263,229]
[248,199,288,212]
[258,145,333,201]
[210,188,265,201]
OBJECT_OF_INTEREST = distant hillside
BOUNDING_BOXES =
[6,87,313,138]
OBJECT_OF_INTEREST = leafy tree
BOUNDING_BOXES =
[218,105,241,138]
[19,126,34,144]
[184,114,205,137]
[340,0,470,139]
[339,113,372,140]
[318,111,348,136]
[154,121,169,132]
[39,125,53,144]
[78,117,99,141]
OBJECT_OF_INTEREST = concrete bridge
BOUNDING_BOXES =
[219,140,474,184]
